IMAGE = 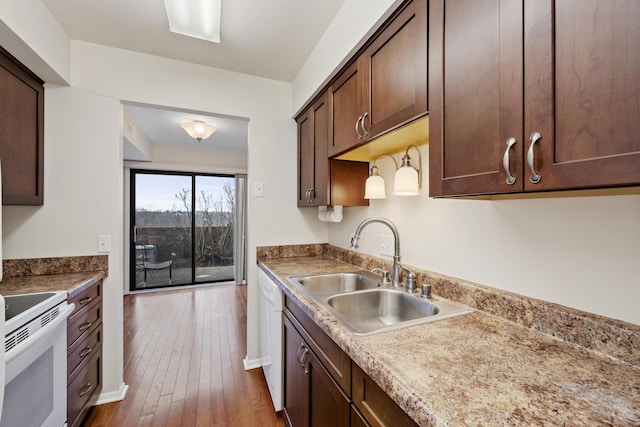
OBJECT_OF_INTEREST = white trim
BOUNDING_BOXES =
[243,355,265,371]
[94,382,129,405]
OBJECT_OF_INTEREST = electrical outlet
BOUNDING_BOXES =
[380,234,393,257]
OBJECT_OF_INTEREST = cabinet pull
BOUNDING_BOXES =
[355,116,363,139]
[360,112,369,137]
[296,342,305,364]
[79,383,93,397]
[502,137,517,185]
[79,296,93,305]
[300,347,310,375]
[79,346,93,358]
[308,188,314,204]
[527,132,542,183]
[79,321,93,332]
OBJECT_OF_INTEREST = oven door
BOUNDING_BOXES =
[1,303,74,427]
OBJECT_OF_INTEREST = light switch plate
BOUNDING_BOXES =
[97,235,111,253]
[254,181,264,197]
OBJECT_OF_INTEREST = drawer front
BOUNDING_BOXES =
[68,326,102,382]
[69,281,102,321]
[285,297,351,394]
[352,363,417,427]
[68,301,102,349]
[68,349,102,427]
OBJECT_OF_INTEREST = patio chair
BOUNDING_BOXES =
[143,252,177,283]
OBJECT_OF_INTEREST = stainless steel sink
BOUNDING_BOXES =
[326,289,473,335]
[287,271,474,335]
[288,271,380,296]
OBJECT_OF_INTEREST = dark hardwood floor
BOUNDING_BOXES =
[83,284,285,427]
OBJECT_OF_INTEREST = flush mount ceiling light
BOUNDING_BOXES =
[393,145,423,196]
[181,120,217,142]
[364,154,398,199]
[164,0,222,43]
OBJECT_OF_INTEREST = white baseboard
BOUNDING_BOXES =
[94,382,129,405]
[243,355,265,371]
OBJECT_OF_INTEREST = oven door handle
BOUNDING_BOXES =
[5,303,75,364]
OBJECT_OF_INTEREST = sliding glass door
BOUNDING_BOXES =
[130,170,236,291]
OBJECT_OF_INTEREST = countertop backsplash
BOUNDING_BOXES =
[2,255,108,278]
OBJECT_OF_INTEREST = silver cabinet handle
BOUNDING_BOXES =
[79,383,93,397]
[527,132,542,183]
[308,188,314,203]
[360,112,369,137]
[300,346,310,375]
[355,116,363,139]
[296,342,305,363]
[79,346,93,358]
[502,137,517,185]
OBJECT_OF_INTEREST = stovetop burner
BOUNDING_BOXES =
[4,291,67,335]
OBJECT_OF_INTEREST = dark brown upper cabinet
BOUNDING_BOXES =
[0,46,44,205]
[429,0,640,197]
[297,95,329,207]
[296,94,369,207]
[328,0,427,158]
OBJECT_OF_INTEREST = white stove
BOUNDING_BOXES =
[1,291,74,427]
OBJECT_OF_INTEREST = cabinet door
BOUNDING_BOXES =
[297,95,329,207]
[0,46,44,205]
[308,349,350,427]
[284,316,310,427]
[328,60,365,157]
[364,0,427,139]
[352,364,418,427]
[429,0,524,197]
[524,0,640,190]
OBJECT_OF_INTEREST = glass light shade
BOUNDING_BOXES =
[164,0,222,43]
[181,121,217,141]
[393,166,419,196]
[364,174,386,199]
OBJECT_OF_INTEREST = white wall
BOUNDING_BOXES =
[326,149,640,325]
[0,0,70,84]
[3,85,125,395]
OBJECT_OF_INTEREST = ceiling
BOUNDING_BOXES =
[41,0,347,154]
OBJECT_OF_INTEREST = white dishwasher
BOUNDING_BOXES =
[258,268,283,411]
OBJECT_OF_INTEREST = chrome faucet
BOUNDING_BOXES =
[349,217,417,292]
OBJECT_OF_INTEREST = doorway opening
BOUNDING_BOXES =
[130,169,245,291]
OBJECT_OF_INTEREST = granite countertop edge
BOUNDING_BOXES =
[259,256,640,427]
[0,271,107,298]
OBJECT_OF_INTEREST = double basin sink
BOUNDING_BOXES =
[288,270,473,336]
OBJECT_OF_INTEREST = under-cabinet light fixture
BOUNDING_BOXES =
[181,120,217,142]
[393,145,423,196]
[164,0,222,43]
[364,154,398,199]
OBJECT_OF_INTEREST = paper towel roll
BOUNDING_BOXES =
[318,205,343,222]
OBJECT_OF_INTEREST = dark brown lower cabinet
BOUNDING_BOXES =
[352,364,418,427]
[351,406,371,427]
[282,293,419,427]
[67,280,103,427]
[283,314,350,427]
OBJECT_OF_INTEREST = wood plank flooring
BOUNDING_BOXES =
[83,284,285,427]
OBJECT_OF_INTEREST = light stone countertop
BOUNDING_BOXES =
[259,255,640,427]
